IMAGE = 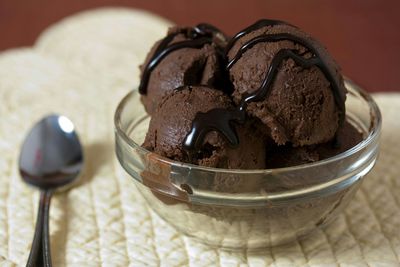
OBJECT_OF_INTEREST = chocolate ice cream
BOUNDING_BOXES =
[139,19,363,171]
[139,24,229,114]
[226,19,346,146]
[142,85,267,169]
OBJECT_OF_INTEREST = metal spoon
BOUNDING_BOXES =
[19,115,83,267]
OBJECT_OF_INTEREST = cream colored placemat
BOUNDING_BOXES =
[0,7,399,267]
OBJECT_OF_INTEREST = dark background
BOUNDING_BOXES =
[1,0,399,92]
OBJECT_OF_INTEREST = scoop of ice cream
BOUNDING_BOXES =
[265,120,363,168]
[227,20,346,147]
[139,25,229,114]
[142,85,267,169]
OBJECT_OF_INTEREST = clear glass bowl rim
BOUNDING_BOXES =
[114,79,381,204]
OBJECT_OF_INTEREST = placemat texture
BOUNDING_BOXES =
[0,7,399,267]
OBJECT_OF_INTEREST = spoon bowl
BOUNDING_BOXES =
[20,115,83,188]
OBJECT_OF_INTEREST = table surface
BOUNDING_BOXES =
[1,0,399,93]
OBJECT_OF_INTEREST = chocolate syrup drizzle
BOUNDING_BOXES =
[183,108,245,151]
[227,32,345,112]
[139,19,345,157]
[138,23,223,94]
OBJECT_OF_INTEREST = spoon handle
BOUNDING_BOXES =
[26,191,46,267]
[42,189,53,267]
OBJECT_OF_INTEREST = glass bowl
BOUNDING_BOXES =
[114,79,381,250]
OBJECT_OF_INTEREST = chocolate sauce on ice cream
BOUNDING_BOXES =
[139,23,224,94]
[139,19,361,169]
[142,86,267,169]
[138,24,228,114]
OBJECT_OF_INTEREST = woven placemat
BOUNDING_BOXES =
[0,7,399,267]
